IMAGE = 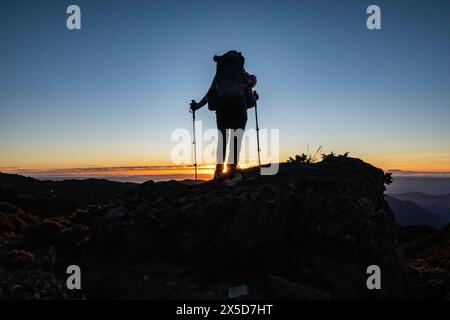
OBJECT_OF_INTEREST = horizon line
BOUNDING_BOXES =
[2,165,450,176]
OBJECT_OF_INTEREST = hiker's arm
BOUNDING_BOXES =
[190,77,216,111]
[197,95,208,108]
[190,95,207,111]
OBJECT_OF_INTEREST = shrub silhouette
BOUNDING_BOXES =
[287,146,323,164]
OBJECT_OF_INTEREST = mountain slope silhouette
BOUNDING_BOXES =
[387,196,447,228]
[0,173,137,207]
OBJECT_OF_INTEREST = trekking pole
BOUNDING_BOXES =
[190,106,198,183]
[254,91,261,169]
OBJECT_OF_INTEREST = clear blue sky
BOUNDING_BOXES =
[0,0,449,171]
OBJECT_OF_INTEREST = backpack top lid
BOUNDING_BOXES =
[213,50,245,67]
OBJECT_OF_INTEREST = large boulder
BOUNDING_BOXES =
[92,155,420,299]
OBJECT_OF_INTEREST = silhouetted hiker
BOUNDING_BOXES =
[190,50,258,186]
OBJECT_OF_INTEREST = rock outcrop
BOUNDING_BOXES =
[2,155,439,299]
[93,155,419,299]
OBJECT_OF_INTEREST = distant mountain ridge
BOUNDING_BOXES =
[386,196,448,229]
[0,172,137,208]
[389,192,450,222]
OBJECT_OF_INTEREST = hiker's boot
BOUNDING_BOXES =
[214,164,224,180]
[226,164,237,179]
[225,164,243,186]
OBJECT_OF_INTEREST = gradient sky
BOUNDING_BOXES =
[1,0,449,173]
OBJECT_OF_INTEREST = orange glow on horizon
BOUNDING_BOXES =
[1,157,449,183]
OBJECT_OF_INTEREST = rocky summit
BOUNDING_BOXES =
[1,155,438,299]
[92,155,419,299]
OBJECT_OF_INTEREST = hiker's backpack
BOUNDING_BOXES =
[210,51,247,110]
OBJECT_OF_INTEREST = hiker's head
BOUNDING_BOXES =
[213,50,245,66]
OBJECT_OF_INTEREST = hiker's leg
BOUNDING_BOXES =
[215,112,228,173]
[229,110,248,167]
[226,127,237,176]
[223,110,247,184]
